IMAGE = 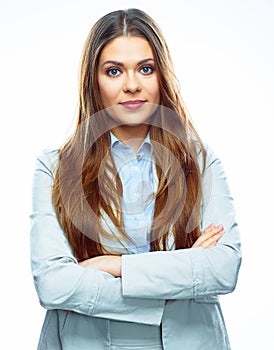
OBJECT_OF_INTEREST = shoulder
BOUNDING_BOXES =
[35,148,60,178]
[204,143,218,165]
[195,141,221,171]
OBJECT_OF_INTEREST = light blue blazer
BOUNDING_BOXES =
[30,144,242,349]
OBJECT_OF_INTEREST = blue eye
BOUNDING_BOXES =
[140,66,154,75]
[107,68,121,77]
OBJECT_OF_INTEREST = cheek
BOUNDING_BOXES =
[151,80,160,103]
[99,80,120,107]
[99,86,109,104]
[147,77,160,103]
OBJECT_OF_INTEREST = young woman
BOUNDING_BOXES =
[30,8,241,350]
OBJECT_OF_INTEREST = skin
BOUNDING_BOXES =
[80,36,225,275]
[97,36,160,151]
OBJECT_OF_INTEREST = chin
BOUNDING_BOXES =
[104,103,159,127]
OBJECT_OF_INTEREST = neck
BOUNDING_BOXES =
[111,124,150,152]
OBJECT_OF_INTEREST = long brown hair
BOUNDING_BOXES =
[52,8,206,261]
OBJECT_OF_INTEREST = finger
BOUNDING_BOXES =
[202,224,223,239]
[203,223,216,235]
[200,229,225,248]
[192,225,224,248]
[202,230,225,248]
[198,226,222,246]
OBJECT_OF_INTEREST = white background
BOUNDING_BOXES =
[1,0,273,348]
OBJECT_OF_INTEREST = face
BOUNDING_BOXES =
[97,36,160,139]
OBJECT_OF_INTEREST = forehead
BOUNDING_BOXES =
[99,36,154,63]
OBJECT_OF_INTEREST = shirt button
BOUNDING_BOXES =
[132,165,139,171]
[134,192,140,199]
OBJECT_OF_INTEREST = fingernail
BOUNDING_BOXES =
[217,230,225,237]
[217,224,223,229]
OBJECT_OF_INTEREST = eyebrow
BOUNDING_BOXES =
[101,58,155,67]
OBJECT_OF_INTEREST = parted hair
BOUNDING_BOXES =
[52,8,206,261]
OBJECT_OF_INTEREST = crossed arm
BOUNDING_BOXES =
[79,223,225,277]
[31,147,241,323]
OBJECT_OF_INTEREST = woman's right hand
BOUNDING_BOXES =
[192,224,224,249]
[79,255,122,277]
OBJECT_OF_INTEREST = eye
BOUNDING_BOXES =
[106,68,121,77]
[140,66,154,75]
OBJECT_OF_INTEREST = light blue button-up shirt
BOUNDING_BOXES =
[110,132,155,254]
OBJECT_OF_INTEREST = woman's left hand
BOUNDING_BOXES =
[79,255,122,277]
[192,223,224,249]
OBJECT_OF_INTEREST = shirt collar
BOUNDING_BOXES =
[109,131,152,155]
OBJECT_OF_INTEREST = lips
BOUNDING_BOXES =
[120,100,146,110]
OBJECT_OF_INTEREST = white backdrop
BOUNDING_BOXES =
[1,0,273,348]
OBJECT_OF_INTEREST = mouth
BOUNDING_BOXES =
[120,100,146,110]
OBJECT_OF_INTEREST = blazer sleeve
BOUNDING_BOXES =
[30,150,164,325]
[121,145,242,299]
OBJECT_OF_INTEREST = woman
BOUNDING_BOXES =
[30,8,241,350]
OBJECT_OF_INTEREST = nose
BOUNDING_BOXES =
[123,72,141,93]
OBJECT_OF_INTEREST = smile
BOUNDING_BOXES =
[120,100,146,110]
